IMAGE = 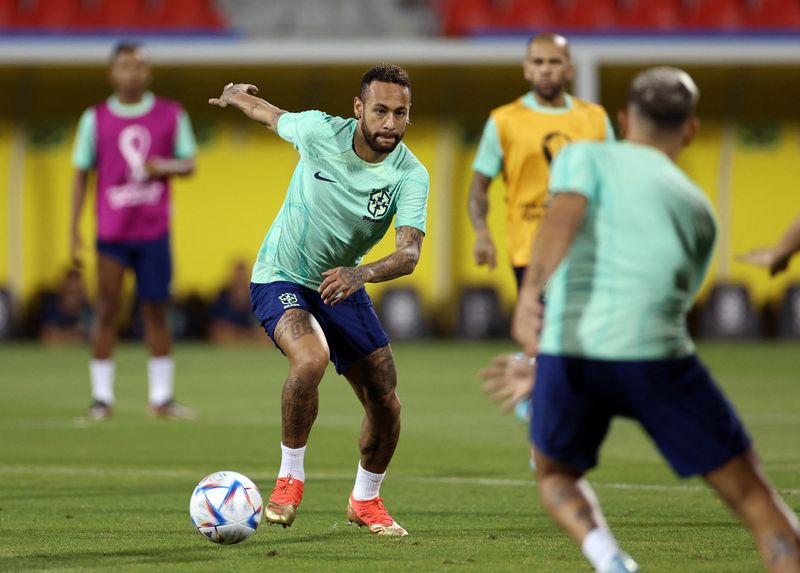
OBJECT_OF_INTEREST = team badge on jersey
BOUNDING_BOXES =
[367,188,391,218]
[279,293,299,309]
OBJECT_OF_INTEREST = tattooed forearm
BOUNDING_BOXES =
[360,226,424,283]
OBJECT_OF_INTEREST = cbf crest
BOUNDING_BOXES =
[367,188,391,219]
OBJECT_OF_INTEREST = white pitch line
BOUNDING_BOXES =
[0,465,797,496]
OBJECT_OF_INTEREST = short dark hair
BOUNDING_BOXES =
[110,41,145,64]
[628,67,699,129]
[359,63,411,101]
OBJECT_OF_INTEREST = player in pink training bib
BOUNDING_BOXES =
[69,41,197,421]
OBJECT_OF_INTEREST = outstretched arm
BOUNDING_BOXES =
[511,192,587,355]
[209,83,287,133]
[739,214,800,276]
[318,226,425,306]
[468,171,496,269]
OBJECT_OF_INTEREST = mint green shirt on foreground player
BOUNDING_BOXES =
[252,110,429,289]
[539,141,716,359]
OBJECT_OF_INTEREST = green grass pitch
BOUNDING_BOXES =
[1,341,798,572]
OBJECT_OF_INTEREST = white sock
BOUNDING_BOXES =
[90,359,115,404]
[352,462,385,501]
[148,356,174,406]
[278,443,306,482]
[582,527,621,573]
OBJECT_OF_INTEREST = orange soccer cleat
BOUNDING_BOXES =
[265,476,305,527]
[346,493,408,536]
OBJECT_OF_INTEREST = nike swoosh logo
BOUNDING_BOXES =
[314,171,336,183]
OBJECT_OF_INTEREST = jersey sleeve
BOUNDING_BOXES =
[276,110,337,158]
[71,108,96,171]
[174,109,197,159]
[395,165,430,234]
[549,143,598,202]
[471,116,503,178]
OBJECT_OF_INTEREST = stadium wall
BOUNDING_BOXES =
[2,63,799,325]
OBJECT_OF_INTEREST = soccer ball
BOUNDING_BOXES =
[189,470,263,544]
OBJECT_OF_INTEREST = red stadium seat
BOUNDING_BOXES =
[156,0,227,29]
[680,0,744,30]
[94,0,146,29]
[745,0,800,28]
[491,0,555,31]
[13,0,82,28]
[552,0,618,29]
[0,0,15,27]
[616,0,682,30]
[438,0,492,36]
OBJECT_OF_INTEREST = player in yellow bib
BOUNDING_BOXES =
[475,34,614,423]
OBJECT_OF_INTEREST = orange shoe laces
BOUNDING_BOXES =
[270,476,304,505]
[352,496,393,526]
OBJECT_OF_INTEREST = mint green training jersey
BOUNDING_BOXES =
[540,141,717,360]
[251,111,430,289]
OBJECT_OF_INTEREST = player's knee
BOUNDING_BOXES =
[289,351,328,383]
[95,302,118,326]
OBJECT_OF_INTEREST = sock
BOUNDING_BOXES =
[582,527,621,573]
[352,462,385,501]
[148,356,174,406]
[90,359,115,404]
[278,443,306,482]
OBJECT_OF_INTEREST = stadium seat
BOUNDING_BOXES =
[552,0,617,29]
[680,0,744,30]
[437,0,492,36]
[13,0,82,28]
[491,0,555,32]
[745,0,800,28]
[697,282,762,338]
[0,0,15,27]
[776,283,800,338]
[615,0,682,30]
[377,287,429,339]
[457,287,507,338]
[156,0,227,29]
[94,0,146,29]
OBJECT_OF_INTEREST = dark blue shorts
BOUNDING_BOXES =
[532,354,751,478]
[96,235,172,303]
[250,281,390,375]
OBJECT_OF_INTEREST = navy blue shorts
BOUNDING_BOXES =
[96,235,172,303]
[532,354,751,478]
[250,281,390,375]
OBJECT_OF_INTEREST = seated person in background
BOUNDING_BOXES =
[39,269,92,345]
[209,261,264,344]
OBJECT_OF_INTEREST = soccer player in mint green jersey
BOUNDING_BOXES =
[209,64,429,536]
[512,67,800,573]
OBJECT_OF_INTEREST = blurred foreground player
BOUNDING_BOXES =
[209,64,429,536]
[512,67,800,573]
[70,42,197,420]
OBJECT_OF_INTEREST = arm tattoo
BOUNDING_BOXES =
[360,226,424,283]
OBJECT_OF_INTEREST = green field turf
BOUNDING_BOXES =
[0,341,798,572]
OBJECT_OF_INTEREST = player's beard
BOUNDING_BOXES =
[533,80,566,103]
[361,121,403,154]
